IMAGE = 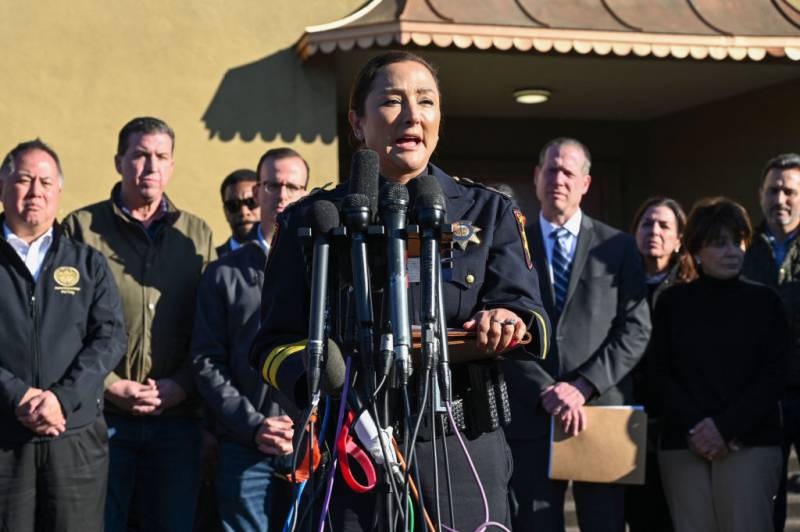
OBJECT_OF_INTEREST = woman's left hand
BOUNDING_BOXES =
[463,308,527,354]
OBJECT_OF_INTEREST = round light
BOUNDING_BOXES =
[513,89,551,105]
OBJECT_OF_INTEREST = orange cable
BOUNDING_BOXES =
[392,438,436,532]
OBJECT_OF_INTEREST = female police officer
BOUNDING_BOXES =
[251,51,549,531]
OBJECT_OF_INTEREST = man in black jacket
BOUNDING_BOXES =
[0,139,127,532]
[191,147,308,531]
[504,138,651,532]
[742,153,800,532]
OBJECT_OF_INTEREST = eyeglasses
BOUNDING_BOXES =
[260,181,306,197]
[223,197,258,213]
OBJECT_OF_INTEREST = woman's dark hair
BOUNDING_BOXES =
[348,50,440,118]
[631,196,694,282]
[683,197,752,277]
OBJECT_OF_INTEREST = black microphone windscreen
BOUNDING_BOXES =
[349,149,379,214]
[342,193,370,211]
[380,182,409,207]
[414,175,446,211]
[309,200,340,235]
[413,174,442,199]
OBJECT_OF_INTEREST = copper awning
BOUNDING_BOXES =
[297,0,800,62]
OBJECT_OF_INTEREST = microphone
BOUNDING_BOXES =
[349,149,380,217]
[379,182,412,385]
[306,200,340,404]
[413,175,451,400]
[342,193,377,395]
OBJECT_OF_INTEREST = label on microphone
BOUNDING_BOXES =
[407,257,420,284]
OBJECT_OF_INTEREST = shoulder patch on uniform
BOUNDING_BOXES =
[270,222,280,248]
[513,208,533,270]
[452,176,512,199]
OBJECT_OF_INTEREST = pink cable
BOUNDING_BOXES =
[317,357,352,532]
[444,402,511,532]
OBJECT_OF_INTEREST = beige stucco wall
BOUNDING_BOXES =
[0,0,361,244]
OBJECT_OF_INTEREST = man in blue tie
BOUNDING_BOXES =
[504,137,651,532]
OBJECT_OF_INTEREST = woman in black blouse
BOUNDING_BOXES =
[650,197,789,532]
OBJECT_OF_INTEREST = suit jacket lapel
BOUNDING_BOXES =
[528,218,555,310]
[565,214,594,308]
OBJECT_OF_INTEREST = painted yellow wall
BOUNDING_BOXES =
[0,0,361,244]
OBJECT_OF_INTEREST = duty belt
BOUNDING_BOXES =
[398,361,512,441]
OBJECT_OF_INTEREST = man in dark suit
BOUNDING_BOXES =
[504,137,651,532]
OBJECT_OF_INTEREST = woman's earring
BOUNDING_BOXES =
[694,256,701,265]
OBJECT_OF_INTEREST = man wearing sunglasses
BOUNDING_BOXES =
[217,169,260,258]
[191,147,308,531]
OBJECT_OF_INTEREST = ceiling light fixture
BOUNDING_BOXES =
[513,89,551,105]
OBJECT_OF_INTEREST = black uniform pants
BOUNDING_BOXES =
[0,418,108,532]
[329,428,513,531]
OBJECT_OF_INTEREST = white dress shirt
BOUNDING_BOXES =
[4,224,54,281]
[256,224,270,256]
[539,210,582,285]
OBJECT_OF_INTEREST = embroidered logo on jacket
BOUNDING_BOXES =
[54,266,81,295]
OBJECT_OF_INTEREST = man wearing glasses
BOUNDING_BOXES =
[255,147,309,248]
[191,147,308,531]
[217,169,260,258]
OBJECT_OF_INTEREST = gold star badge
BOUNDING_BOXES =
[452,220,481,250]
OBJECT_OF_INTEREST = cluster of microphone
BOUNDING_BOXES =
[299,148,452,406]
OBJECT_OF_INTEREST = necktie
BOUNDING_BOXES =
[550,227,572,312]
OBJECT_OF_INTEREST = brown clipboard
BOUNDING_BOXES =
[548,406,648,485]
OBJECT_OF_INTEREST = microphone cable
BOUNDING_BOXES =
[429,369,442,532]
[392,438,436,532]
[401,385,427,530]
[283,394,331,532]
[316,357,353,532]
[439,413,455,527]
[442,401,511,532]
[286,404,316,532]
[402,367,431,532]
[369,400,406,525]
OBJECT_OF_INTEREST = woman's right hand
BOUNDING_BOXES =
[688,417,728,460]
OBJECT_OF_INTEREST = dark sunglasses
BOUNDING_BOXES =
[223,197,258,213]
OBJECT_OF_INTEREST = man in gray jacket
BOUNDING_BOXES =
[191,147,308,530]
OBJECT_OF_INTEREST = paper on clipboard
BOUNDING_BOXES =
[548,405,647,485]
